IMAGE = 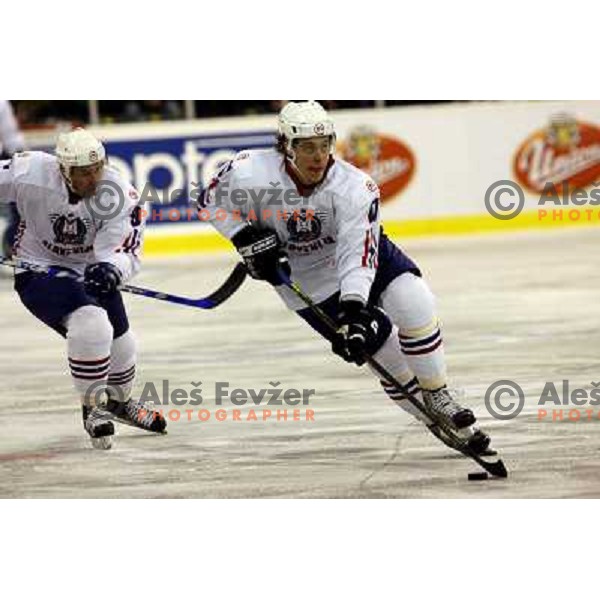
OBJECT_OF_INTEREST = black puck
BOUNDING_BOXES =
[468,472,489,481]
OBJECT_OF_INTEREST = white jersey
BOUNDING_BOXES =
[0,101,25,156]
[0,151,144,280]
[201,148,381,310]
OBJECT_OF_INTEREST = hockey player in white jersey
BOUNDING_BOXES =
[0,101,24,158]
[201,101,491,455]
[0,128,166,448]
[0,100,25,258]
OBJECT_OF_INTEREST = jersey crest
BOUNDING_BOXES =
[50,213,91,246]
[286,208,323,243]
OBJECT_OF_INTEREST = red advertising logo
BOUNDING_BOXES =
[514,113,600,194]
[339,127,415,203]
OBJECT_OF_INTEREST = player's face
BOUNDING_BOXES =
[69,162,105,197]
[292,136,331,185]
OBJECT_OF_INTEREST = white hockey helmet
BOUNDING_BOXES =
[278,101,336,156]
[55,128,106,187]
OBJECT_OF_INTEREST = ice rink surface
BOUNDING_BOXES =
[0,226,599,498]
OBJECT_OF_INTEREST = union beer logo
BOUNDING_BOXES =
[339,127,415,203]
[514,113,600,194]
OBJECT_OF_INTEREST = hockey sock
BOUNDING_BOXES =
[371,328,432,424]
[65,305,113,408]
[379,273,447,391]
[107,329,136,403]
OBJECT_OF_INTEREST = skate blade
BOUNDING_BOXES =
[91,435,113,450]
[110,414,168,434]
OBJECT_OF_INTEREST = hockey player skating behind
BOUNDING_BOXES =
[0,100,25,259]
[0,128,166,448]
[201,101,491,455]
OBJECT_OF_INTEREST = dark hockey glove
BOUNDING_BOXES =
[332,299,380,366]
[84,262,122,297]
[232,226,291,285]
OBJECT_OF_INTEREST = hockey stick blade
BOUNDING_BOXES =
[428,425,507,478]
[464,451,507,478]
[120,262,248,308]
[0,256,247,310]
[200,262,248,307]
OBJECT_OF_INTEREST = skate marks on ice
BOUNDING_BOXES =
[0,227,599,497]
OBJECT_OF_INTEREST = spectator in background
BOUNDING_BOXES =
[12,101,88,127]
[0,100,25,258]
[11,100,458,128]
[122,100,183,122]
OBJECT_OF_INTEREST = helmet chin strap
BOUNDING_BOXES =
[285,141,298,169]
[285,146,310,184]
[60,165,75,192]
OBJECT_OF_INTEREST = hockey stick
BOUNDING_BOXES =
[276,268,508,479]
[0,256,248,309]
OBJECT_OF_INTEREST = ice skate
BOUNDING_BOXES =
[82,405,114,450]
[422,386,476,430]
[105,397,167,433]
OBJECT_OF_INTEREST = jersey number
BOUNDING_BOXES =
[130,206,143,227]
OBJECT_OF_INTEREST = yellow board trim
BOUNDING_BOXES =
[144,208,600,256]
